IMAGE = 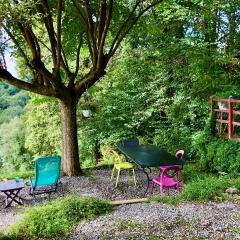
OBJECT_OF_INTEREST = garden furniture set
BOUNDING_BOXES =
[115,139,185,195]
[0,139,184,208]
[0,155,63,208]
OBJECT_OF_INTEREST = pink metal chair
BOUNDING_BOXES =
[150,166,181,195]
[159,149,184,185]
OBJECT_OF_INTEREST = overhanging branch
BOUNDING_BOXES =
[0,69,55,97]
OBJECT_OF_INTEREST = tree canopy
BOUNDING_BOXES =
[0,0,164,175]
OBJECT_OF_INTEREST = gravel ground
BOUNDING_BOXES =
[70,201,240,240]
[0,169,240,239]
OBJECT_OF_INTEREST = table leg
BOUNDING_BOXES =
[142,167,151,196]
[4,190,23,208]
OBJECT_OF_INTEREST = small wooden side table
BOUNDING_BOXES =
[0,179,25,208]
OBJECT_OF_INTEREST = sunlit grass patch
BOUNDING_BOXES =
[9,195,112,240]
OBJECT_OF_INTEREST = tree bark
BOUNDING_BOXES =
[60,97,81,176]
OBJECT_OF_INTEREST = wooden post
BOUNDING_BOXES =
[228,98,233,139]
[210,96,213,113]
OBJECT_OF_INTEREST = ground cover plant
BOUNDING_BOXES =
[7,195,112,240]
[151,163,240,204]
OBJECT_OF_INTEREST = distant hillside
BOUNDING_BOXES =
[0,83,29,124]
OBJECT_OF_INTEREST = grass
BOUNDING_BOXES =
[151,163,240,203]
[182,163,213,184]
[0,232,15,240]
[181,175,229,201]
[115,219,141,230]
[8,195,112,240]
[151,176,229,204]
[229,177,240,190]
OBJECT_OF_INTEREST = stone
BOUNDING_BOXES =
[225,187,239,194]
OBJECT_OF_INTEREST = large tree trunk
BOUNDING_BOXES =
[60,97,81,176]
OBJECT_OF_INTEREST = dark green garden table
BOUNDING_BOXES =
[118,145,184,195]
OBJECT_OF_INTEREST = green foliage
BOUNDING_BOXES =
[10,195,112,240]
[1,0,240,175]
[24,94,98,168]
[0,170,33,181]
[100,145,114,161]
[0,232,18,240]
[182,163,211,183]
[0,83,28,124]
[78,126,98,168]
[152,163,239,203]
[0,116,32,172]
[152,175,229,203]
[181,176,229,201]
[80,46,171,147]
[229,177,240,190]
[24,94,61,157]
[0,83,30,173]
[192,121,240,176]
[214,86,240,99]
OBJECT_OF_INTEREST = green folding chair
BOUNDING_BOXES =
[29,155,63,200]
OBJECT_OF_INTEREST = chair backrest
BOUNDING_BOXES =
[122,139,139,147]
[35,155,61,187]
[111,150,125,164]
[176,149,184,159]
[161,165,180,182]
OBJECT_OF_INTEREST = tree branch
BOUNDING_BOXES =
[38,0,57,66]
[56,0,63,72]
[109,0,164,58]
[74,32,84,77]
[108,0,141,56]
[60,49,72,79]
[84,0,98,66]
[74,67,106,100]
[97,0,113,70]
[86,33,94,64]
[97,0,107,48]
[16,22,40,60]
[71,0,88,25]
[1,24,30,65]
[0,69,55,97]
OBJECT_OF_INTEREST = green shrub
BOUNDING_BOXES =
[182,163,212,183]
[152,176,228,203]
[181,176,229,201]
[229,177,240,190]
[99,145,115,164]
[151,167,233,203]
[9,196,112,240]
[191,113,240,176]
[0,232,9,240]
[0,117,33,172]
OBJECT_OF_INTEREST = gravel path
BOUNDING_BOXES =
[70,201,240,240]
[0,169,240,239]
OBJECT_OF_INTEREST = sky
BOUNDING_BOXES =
[5,52,17,77]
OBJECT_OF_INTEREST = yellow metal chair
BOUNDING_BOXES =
[110,150,136,187]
